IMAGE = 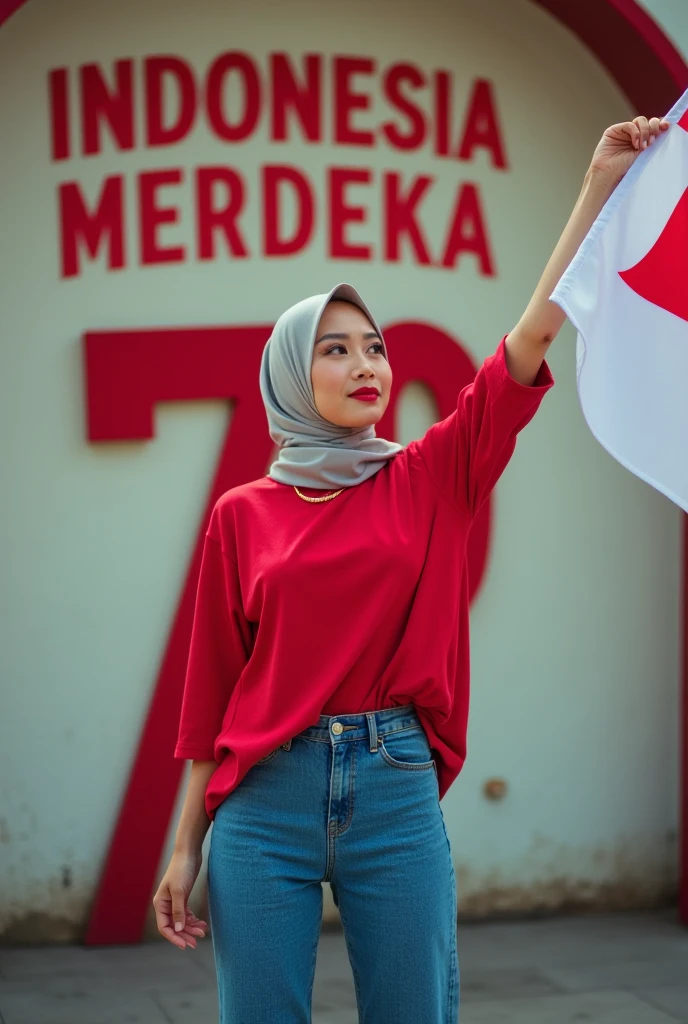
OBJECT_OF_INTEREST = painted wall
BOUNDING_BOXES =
[641,0,688,58]
[0,0,684,941]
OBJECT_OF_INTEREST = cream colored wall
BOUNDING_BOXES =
[0,0,683,938]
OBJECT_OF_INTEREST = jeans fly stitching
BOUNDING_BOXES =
[333,742,356,836]
[324,741,337,882]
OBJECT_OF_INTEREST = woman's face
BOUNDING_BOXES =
[310,300,392,428]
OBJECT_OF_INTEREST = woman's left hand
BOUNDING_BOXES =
[589,115,670,185]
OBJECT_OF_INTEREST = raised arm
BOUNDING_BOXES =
[504,114,670,386]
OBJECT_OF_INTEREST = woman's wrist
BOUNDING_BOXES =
[173,814,210,858]
[173,759,215,859]
[583,161,622,196]
[172,839,205,861]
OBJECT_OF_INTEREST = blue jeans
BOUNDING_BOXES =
[208,703,459,1023]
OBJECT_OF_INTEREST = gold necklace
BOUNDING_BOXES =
[294,485,345,503]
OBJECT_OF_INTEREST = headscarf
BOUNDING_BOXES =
[259,283,403,489]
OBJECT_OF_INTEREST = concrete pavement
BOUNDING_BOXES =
[1,911,687,1022]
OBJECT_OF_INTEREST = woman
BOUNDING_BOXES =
[153,114,669,1022]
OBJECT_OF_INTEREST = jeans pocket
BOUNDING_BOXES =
[378,726,435,771]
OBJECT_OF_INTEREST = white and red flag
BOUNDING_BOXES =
[551,90,688,512]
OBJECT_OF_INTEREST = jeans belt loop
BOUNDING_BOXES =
[366,712,379,753]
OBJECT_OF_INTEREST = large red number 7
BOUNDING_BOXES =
[83,321,491,944]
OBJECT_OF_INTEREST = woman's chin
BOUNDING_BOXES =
[346,409,384,429]
[317,397,388,429]
[323,410,382,429]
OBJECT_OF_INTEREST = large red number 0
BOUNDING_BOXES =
[83,321,491,944]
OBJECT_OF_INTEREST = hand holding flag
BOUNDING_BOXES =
[504,101,687,512]
[588,115,670,180]
[549,93,688,511]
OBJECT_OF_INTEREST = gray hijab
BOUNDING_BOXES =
[259,283,403,489]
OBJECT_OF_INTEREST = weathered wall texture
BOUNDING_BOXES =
[1,0,686,942]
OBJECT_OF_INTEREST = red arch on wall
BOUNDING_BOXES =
[2,0,688,932]
[2,0,687,110]
[532,0,687,113]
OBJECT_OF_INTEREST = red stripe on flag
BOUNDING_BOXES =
[619,186,688,324]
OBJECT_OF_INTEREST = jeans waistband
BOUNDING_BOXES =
[291,703,421,752]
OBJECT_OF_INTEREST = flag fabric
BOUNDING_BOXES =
[551,88,688,513]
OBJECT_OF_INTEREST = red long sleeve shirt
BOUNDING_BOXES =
[175,336,554,818]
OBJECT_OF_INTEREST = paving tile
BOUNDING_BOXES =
[186,939,216,972]
[153,986,219,1023]
[313,1011,357,1024]
[0,990,169,1024]
[459,966,562,1003]
[312,975,358,1013]
[0,975,210,1000]
[312,932,358,1015]
[459,989,680,1024]
[636,987,688,1020]
[1,913,688,1024]
[463,916,688,972]
[0,947,102,978]
[542,955,688,992]
[0,942,209,988]
[313,931,349,973]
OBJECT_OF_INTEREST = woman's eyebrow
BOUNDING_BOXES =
[315,330,380,344]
